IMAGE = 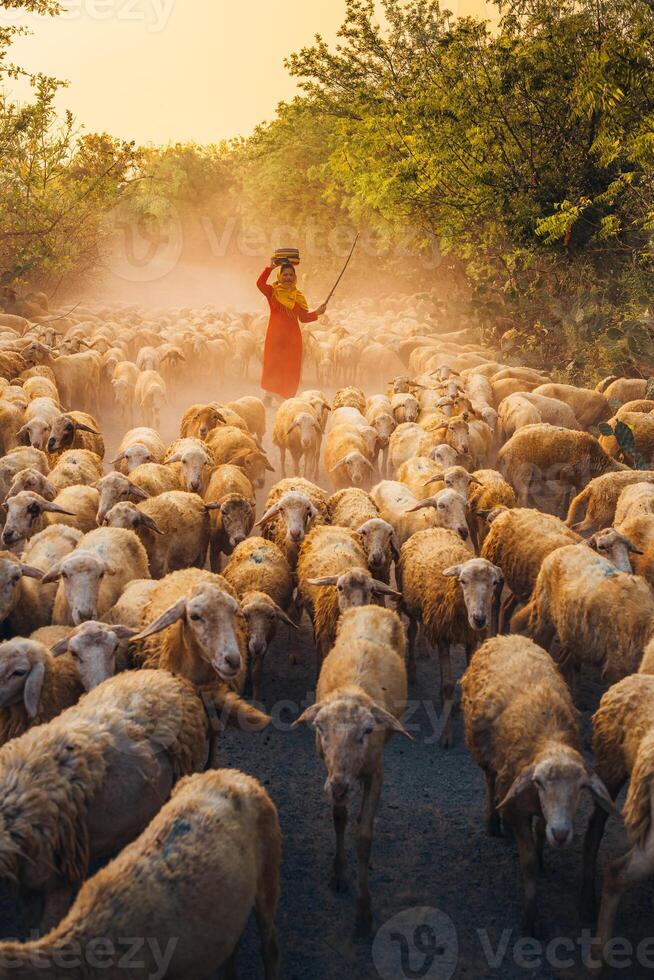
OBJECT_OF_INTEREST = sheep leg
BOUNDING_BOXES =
[40,882,74,935]
[406,615,418,684]
[330,803,348,891]
[255,808,281,980]
[355,770,382,937]
[251,652,264,705]
[580,802,613,923]
[438,640,455,749]
[484,771,501,837]
[279,447,286,478]
[595,845,654,972]
[205,733,220,770]
[533,816,545,871]
[499,590,519,634]
[508,810,541,937]
[209,537,222,574]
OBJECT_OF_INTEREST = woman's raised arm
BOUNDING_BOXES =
[257,266,273,298]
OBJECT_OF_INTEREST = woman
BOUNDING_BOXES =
[257,259,327,403]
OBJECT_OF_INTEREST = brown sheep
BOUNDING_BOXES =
[258,478,329,567]
[205,425,273,489]
[566,470,654,535]
[462,635,614,936]
[598,411,654,467]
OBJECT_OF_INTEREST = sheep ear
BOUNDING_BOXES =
[41,560,63,584]
[130,597,187,641]
[390,530,401,563]
[50,637,70,657]
[103,562,118,577]
[442,564,463,578]
[128,484,149,503]
[23,659,45,719]
[108,625,140,641]
[111,451,128,464]
[263,457,275,473]
[369,703,413,739]
[41,502,77,516]
[19,563,44,580]
[272,603,297,628]
[255,502,282,527]
[469,475,482,486]
[424,473,444,486]
[75,422,101,435]
[371,580,403,601]
[166,453,182,464]
[308,502,321,519]
[406,500,436,513]
[140,514,164,535]
[16,423,30,442]
[292,702,324,728]
[286,420,299,434]
[585,772,618,816]
[498,765,537,809]
[307,576,339,587]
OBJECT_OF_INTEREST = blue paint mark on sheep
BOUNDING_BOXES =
[251,551,264,565]
[162,818,192,858]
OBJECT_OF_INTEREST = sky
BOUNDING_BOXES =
[7,0,495,144]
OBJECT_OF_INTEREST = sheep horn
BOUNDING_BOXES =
[424,473,445,486]
[130,597,188,641]
[41,502,77,516]
[405,499,437,513]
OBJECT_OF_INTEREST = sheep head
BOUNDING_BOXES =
[256,491,320,549]
[0,554,43,623]
[583,527,642,574]
[241,590,296,660]
[165,441,213,494]
[406,488,471,542]
[112,444,153,472]
[94,472,149,525]
[47,414,100,453]
[206,494,254,552]
[52,621,137,690]
[0,638,47,718]
[356,518,399,574]
[308,569,402,612]
[442,557,504,633]
[5,469,56,503]
[2,492,76,548]
[42,550,116,625]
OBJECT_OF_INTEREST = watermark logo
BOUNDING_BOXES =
[100,198,183,283]
[372,907,458,980]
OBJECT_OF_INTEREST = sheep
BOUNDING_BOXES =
[396,456,448,500]
[403,487,473,544]
[103,491,210,578]
[326,488,399,582]
[422,464,482,500]
[272,397,321,478]
[205,424,273,489]
[222,537,295,700]
[498,392,581,440]
[16,395,60,450]
[5,467,56,502]
[128,460,183,497]
[47,527,150,626]
[0,669,240,928]
[324,423,375,490]
[388,423,439,473]
[130,567,248,691]
[531,382,611,429]
[371,480,440,547]
[461,634,614,936]
[481,508,581,628]
[6,524,82,634]
[226,395,267,442]
[422,415,472,459]
[112,426,165,473]
[135,369,167,428]
[104,578,159,629]
[0,446,50,499]
[42,483,99,535]
[390,391,420,424]
[111,359,139,427]
[400,528,504,745]
[565,470,654,535]
[257,478,328,566]
[0,550,48,633]
[613,481,654,525]
[49,620,137,689]
[22,374,59,403]
[0,638,83,746]
[0,399,27,454]
[94,471,150,525]
[466,468,517,550]
[497,424,626,516]
[365,394,397,474]
[1,491,77,549]
[598,411,654,467]
[0,768,281,980]
[294,605,409,936]
[328,487,379,528]
[580,674,654,960]
[203,464,256,572]
[47,411,104,459]
[179,402,229,440]
[517,543,654,684]
[300,388,331,430]
[616,398,654,417]
[601,377,647,405]
[48,449,103,492]
[163,437,212,495]
[332,386,366,413]
[297,525,401,675]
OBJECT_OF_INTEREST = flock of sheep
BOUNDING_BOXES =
[0,289,652,976]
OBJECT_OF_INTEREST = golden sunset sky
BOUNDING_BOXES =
[8,0,495,143]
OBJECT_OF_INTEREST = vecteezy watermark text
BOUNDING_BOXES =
[0,1,176,33]
[0,935,177,979]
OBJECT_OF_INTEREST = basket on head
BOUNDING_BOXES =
[272,247,300,267]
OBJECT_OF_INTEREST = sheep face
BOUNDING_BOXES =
[443,419,470,455]
[0,639,45,717]
[258,492,319,550]
[95,473,148,525]
[54,621,135,690]
[443,467,479,500]
[430,444,460,469]
[371,413,396,448]
[235,451,271,489]
[2,492,74,548]
[43,551,115,625]
[357,519,399,576]
[47,415,77,453]
[340,451,373,488]
[442,558,504,632]
[19,417,52,452]
[240,592,293,662]
[219,497,254,553]
[167,447,212,494]
[0,556,42,622]
[113,444,152,472]
[407,489,470,542]
[288,412,320,452]
[398,396,420,423]
[296,693,408,804]
[584,528,641,574]
[5,470,56,502]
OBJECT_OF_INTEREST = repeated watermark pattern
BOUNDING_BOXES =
[372,906,654,977]
[0,936,177,978]
[0,1,176,33]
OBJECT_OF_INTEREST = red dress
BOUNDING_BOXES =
[257,266,319,399]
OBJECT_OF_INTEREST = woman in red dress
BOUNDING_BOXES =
[257,260,327,403]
